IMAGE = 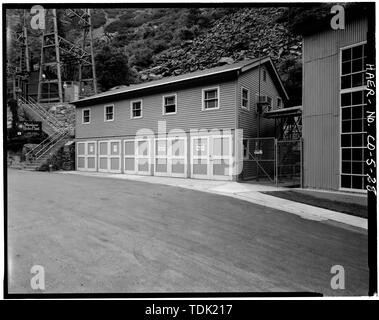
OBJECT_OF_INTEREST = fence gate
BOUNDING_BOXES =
[276,139,302,187]
[242,137,302,187]
[242,137,276,182]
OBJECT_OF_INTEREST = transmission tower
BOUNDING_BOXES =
[6,9,31,99]
[37,8,97,103]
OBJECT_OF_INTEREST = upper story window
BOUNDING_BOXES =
[262,69,267,82]
[104,105,114,121]
[241,87,250,110]
[131,100,142,119]
[163,94,177,115]
[202,87,219,110]
[341,43,366,89]
[82,108,90,124]
[277,97,283,109]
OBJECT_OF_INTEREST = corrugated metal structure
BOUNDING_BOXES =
[302,17,368,191]
[72,57,288,181]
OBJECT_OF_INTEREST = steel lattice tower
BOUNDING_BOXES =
[37,8,97,103]
[6,9,31,99]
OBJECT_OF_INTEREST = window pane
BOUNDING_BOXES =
[342,48,352,62]
[342,120,351,133]
[341,75,351,89]
[165,104,176,113]
[352,176,363,189]
[351,119,363,132]
[342,161,351,173]
[352,58,363,73]
[341,92,351,106]
[352,106,364,119]
[352,45,363,59]
[342,107,351,120]
[352,148,363,161]
[341,134,351,147]
[352,72,364,87]
[352,91,363,105]
[352,133,363,147]
[341,175,351,188]
[342,149,351,161]
[165,96,175,105]
[205,100,218,109]
[342,61,351,75]
[205,90,217,99]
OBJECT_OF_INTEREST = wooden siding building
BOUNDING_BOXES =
[72,57,288,181]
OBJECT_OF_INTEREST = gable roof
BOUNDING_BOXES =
[72,56,288,107]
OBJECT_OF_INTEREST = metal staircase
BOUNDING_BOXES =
[18,95,74,170]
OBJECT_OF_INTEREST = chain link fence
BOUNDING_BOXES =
[241,137,302,187]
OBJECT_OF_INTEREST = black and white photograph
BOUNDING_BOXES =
[2,1,377,302]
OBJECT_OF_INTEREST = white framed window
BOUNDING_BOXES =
[162,94,177,115]
[82,108,90,124]
[202,86,220,110]
[277,97,283,109]
[104,104,114,122]
[262,69,267,82]
[131,100,143,119]
[241,87,250,110]
[340,42,367,191]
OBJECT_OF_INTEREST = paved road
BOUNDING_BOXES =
[7,169,369,295]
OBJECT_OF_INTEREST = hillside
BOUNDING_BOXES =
[7,6,303,106]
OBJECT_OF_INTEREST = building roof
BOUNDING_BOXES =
[263,105,302,119]
[72,56,289,107]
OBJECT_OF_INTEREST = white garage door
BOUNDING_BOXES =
[191,135,233,180]
[98,140,121,173]
[77,141,97,171]
[154,137,187,178]
[123,138,151,175]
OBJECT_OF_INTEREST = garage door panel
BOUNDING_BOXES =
[110,158,120,171]
[124,158,135,171]
[155,158,168,174]
[87,157,96,169]
[99,157,108,170]
[172,159,185,174]
[137,158,150,173]
[154,137,187,178]
[110,141,120,155]
[99,141,108,156]
[77,157,85,169]
[78,143,85,155]
[213,159,230,176]
[88,142,96,155]
[193,159,208,175]
[192,137,208,157]
[77,141,97,171]
[124,141,135,156]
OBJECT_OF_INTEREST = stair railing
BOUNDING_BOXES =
[18,96,65,132]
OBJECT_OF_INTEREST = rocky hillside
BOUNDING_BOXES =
[7,6,303,105]
[137,7,302,105]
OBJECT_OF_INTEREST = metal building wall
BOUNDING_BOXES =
[302,18,367,190]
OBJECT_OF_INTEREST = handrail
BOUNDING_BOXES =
[35,130,70,160]
[27,128,70,162]
[25,129,63,158]
[20,102,61,133]
[19,96,63,129]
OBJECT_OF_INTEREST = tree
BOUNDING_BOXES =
[95,46,135,91]
[8,98,19,131]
